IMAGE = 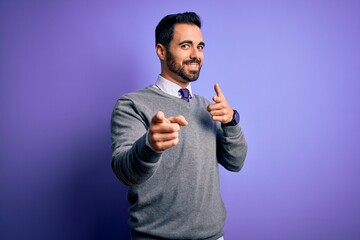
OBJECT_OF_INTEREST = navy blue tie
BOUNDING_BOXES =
[178,88,190,102]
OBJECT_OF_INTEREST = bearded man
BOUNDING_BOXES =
[111,12,247,240]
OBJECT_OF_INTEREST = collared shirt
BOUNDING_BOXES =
[153,75,193,99]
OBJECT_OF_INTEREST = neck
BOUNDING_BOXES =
[160,73,190,88]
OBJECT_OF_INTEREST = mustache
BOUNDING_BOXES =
[183,59,201,65]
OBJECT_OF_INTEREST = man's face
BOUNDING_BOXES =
[164,24,205,85]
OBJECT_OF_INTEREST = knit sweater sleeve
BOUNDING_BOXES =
[110,97,162,186]
[216,124,248,172]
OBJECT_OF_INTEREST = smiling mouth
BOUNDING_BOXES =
[186,63,200,70]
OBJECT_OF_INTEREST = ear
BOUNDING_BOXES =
[156,43,166,61]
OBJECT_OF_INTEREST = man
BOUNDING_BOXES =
[111,12,247,240]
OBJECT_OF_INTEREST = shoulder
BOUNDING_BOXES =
[113,86,174,117]
[121,86,158,101]
[115,86,166,105]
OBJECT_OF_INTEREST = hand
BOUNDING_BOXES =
[207,83,234,124]
[148,111,188,151]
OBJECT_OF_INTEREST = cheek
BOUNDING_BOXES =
[170,52,183,63]
[178,53,189,62]
[173,49,189,59]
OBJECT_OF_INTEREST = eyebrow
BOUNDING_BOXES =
[178,40,206,47]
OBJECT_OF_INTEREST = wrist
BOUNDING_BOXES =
[223,109,240,126]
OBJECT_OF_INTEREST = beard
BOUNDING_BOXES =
[166,50,202,82]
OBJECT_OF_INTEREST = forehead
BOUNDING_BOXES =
[172,23,203,43]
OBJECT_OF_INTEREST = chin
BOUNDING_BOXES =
[188,72,200,81]
[176,69,201,82]
[184,76,199,83]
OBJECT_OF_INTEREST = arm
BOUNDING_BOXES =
[111,98,162,186]
[216,124,248,172]
[111,97,188,186]
[207,83,248,171]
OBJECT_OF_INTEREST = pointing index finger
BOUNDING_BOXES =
[214,83,224,98]
[168,115,188,126]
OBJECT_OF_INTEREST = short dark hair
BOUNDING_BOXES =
[155,12,202,49]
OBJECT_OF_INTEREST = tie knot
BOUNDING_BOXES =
[178,88,191,102]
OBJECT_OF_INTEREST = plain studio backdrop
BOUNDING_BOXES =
[1,0,359,239]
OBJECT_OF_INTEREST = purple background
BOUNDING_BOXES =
[1,0,360,239]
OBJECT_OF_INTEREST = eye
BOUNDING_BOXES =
[197,45,204,51]
[181,44,190,49]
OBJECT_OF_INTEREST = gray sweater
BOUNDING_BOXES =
[111,86,247,239]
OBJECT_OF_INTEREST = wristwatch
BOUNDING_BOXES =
[224,109,240,126]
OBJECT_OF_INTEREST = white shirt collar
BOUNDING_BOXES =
[154,75,193,99]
